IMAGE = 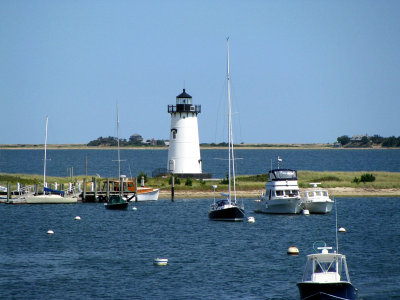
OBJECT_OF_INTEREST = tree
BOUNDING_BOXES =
[129,134,143,145]
[337,135,350,146]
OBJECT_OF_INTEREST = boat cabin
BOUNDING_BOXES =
[302,247,351,283]
[102,180,136,192]
[268,169,297,181]
[304,190,329,199]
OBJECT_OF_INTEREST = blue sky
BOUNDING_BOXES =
[1,0,399,144]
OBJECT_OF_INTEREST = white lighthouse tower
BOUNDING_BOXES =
[167,89,203,177]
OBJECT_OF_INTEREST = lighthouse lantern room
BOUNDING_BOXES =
[167,89,203,177]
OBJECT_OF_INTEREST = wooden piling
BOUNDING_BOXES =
[83,178,87,201]
[7,182,11,202]
[171,175,175,202]
[94,177,98,202]
[106,178,110,201]
[135,177,138,202]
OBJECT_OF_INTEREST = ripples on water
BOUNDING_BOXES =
[0,198,399,299]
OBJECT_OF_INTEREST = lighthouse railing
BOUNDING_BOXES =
[168,104,201,113]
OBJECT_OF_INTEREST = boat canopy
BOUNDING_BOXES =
[302,252,351,283]
[44,187,64,197]
[269,169,297,181]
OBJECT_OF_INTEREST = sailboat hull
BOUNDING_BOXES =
[208,206,244,221]
[297,282,357,300]
[25,194,77,204]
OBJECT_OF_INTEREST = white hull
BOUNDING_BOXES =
[136,189,159,201]
[303,200,333,214]
[25,194,77,204]
[257,196,302,214]
[301,186,333,214]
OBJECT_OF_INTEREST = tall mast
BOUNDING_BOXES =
[226,37,236,204]
[116,104,121,195]
[43,116,48,187]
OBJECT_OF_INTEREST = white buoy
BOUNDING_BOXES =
[338,227,346,233]
[47,230,54,235]
[287,246,299,255]
[75,216,81,220]
[302,209,310,215]
[153,258,168,266]
[132,207,137,211]
[247,216,255,223]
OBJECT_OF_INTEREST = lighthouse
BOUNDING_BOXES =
[167,89,203,178]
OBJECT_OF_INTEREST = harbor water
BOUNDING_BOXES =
[0,148,400,178]
[0,197,399,299]
[1,149,399,299]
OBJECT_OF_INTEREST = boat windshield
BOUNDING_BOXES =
[269,170,297,180]
[302,254,350,283]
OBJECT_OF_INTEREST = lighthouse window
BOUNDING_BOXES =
[173,131,176,139]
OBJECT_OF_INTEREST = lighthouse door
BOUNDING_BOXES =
[168,160,175,173]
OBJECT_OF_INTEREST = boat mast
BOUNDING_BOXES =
[116,104,121,196]
[226,37,236,204]
[43,116,48,187]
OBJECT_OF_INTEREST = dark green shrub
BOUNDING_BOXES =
[360,173,375,182]
[185,177,193,186]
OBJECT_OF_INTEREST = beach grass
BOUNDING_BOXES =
[2,171,400,191]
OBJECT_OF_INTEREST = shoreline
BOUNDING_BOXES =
[0,144,395,150]
[159,187,400,199]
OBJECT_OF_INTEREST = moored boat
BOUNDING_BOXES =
[22,117,77,204]
[255,161,302,214]
[301,183,334,214]
[104,194,128,210]
[208,38,244,222]
[136,187,160,201]
[297,244,358,300]
[104,105,128,210]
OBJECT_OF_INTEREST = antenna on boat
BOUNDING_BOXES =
[335,197,339,253]
[277,156,283,169]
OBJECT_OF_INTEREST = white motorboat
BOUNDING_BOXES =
[208,38,244,222]
[297,243,358,299]
[255,160,302,214]
[301,183,334,214]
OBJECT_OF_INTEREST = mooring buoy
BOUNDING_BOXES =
[287,246,299,255]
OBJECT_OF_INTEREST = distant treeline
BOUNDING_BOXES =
[337,135,400,147]
[87,136,166,147]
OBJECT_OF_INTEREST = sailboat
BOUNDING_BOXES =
[25,117,77,204]
[208,38,245,221]
[104,106,128,210]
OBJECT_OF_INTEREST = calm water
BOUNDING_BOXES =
[1,197,399,299]
[1,149,399,178]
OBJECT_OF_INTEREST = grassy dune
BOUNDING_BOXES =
[2,171,400,192]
